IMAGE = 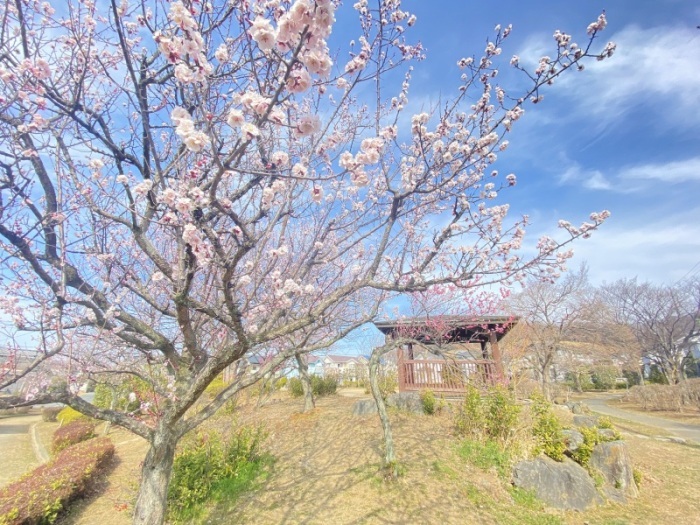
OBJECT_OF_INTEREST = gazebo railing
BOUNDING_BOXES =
[398,359,498,392]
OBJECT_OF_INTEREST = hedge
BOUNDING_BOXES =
[0,437,114,525]
[52,419,96,455]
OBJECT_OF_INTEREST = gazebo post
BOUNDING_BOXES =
[396,339,405,392]
[489,330,506,385]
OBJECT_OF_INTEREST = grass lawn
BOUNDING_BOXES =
[44,392,700,525]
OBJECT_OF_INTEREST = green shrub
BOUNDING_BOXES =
[0,437,114,525]
[420,389,436,415]
[455,384,486,439]
[570,426,601,468]
[56,406,88,425]
[274,376,287,390]
[289,375,337,398]
[41,406,62,422]
[168,425,268,523]
[364,371,398,399]
[633,468,643,487]
[311,375,337,396]
[288,377,304,397]
[205,374,227,398]
[93,377,149,412]
[591,365,618,390]
[52,419,96,454]
[484,386,520,444]
[455,385,520,445]
[531,395,566,461]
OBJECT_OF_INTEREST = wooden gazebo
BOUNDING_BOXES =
[373,315,518,393]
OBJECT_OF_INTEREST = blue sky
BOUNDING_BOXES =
[337,0,700,286]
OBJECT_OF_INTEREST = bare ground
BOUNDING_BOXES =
[33,391,700,525]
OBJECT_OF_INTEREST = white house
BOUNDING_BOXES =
[322,355,369,382]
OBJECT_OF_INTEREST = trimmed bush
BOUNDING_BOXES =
[52,419,96,454]
[0,437,114,525]
[56,406,87,425]
[41,406,62,422]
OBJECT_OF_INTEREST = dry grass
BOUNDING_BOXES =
[35,391,700,525]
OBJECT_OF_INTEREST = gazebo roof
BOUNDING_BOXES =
[373,315,518,344]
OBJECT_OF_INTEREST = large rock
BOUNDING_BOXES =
[566,402,589,415]
[590,441,639,503]
[352,399,377,416]
[573,414,599,428]
[386,392,423,414]
[512,456,603,511]
[562,429,584,453]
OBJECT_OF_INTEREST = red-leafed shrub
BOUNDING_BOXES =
[0,437,114,525]
[52,419,96,454]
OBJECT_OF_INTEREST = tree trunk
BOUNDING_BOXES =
[540,363,552,401]
[132,427,179,525]
[369,350,396,475]
[295,352,315,412]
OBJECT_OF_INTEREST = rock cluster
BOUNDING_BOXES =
[513,409,638,510]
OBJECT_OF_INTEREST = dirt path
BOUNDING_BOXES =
[0,413,42,487]
[577,393,700,443]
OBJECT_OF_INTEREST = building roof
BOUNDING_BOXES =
[324,355,359,363]
[373,315,519,344]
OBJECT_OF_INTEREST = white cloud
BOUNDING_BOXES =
[618,157,700,183]
[555,208,700,285]
[560,163,613,190]
[557,25,700,127]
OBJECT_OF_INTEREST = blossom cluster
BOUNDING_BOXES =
[338,137,384,187]
[250,0,335,79]
[172,106,210,153]
[154,1,212,84]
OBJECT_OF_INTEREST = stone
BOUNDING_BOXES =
[512,456,603,511]
[562,428,584,452]
[352,399,377,416]
[386,392,424,414]
[590,441,639,503]
[573,414,599,428]
[598,428,618,441]
[566,402,589,414]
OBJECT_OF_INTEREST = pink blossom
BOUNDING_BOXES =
[271,151,289,167]
[133,180,153,196]
[587,12,607,35]
[227,108,245,127]
[250,16,277,52]
[241,122,260,140]
[286,67,312,94]
[183,131,210,152]
[292,163,308,178]
[311,186,323,203]
[215,44,229,63]
[158,188,178,206]
[293,115,321,137]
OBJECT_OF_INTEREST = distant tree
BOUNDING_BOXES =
[600,278,700,385]
[510,265,592,399]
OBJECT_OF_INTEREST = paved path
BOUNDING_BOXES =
[0,413,42,487]
[578,393,700,444]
